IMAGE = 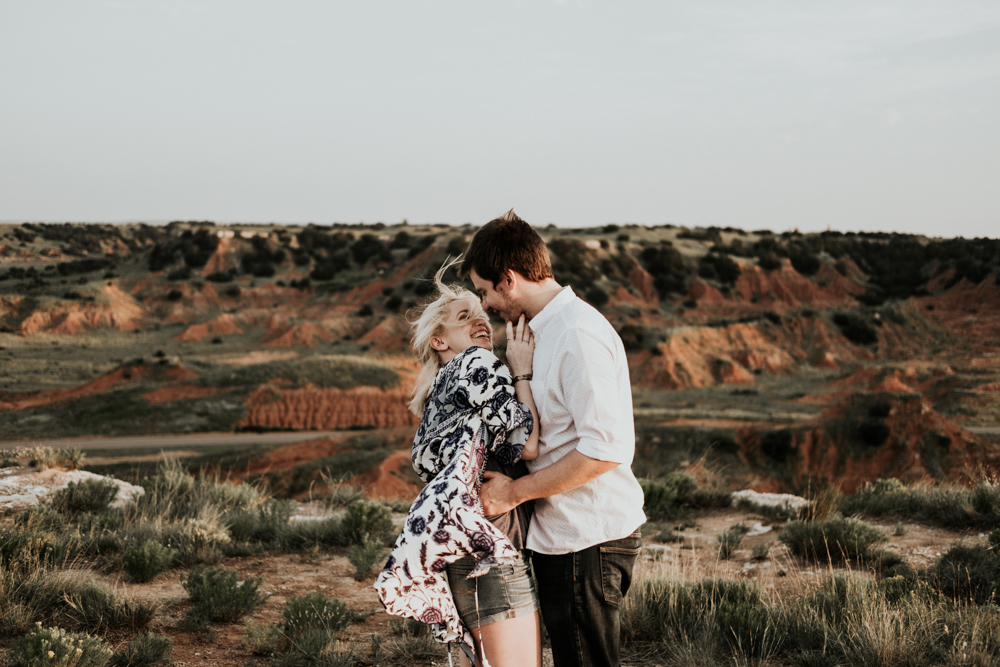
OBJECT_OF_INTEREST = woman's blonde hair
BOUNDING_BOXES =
[408,257,489,416]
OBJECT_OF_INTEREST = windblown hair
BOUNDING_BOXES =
[408,258,489,416]
[459,209,553,285]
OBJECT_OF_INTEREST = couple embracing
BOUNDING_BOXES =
[374,211,646,667]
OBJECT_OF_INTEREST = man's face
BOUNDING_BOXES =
[469,268,521,322]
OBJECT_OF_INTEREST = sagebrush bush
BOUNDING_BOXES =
[281,592,352,641]
[340,500,393,545]
[122,540,175,583]
[347,538,386,581]
[181,565,268,623]
[7,625,112,667]
[17,505,68,532]
[228,499,296,544]
[640,473,699,521]
[52,478,119,515]
[109,633,172,667]
[924,544,1000,605]
[779,514,888,563]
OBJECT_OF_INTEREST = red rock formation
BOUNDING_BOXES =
[7,285,147,336]
[739,393,998,494]
[175,313,245,341]
[0,363,197,411]
[143,384,226,404]
[238,384,420,431]
[264,322,336,347]
[350,449,421,500]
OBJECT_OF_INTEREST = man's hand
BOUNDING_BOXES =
[480,470,519,515]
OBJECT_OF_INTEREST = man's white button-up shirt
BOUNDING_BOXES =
[524,286,646,554]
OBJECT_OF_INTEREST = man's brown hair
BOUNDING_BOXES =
[459,209,554,286]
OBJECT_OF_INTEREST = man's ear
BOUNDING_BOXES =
[430,336,449,352]
[499,269,517,294]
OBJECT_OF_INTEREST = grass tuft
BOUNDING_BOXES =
[109,633,172,667]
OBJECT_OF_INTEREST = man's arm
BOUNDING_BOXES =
[480,450,618,515]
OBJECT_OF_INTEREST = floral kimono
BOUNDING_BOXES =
[374,346,533,654]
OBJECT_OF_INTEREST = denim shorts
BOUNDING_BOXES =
[446,552,539,629]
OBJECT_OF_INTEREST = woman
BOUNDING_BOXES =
[374,260,542,667]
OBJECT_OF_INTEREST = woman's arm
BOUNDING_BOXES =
[505,314,539,460]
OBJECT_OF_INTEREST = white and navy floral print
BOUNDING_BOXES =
[374,346,533,652]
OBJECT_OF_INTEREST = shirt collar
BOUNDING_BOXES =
[528,285,575,336]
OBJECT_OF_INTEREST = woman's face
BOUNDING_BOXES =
[432,298,493,363]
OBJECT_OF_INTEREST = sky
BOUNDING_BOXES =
[1,1,998,237]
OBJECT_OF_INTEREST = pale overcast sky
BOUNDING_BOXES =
[1,1,998,236]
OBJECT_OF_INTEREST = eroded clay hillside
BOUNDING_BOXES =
[2,221,999,493]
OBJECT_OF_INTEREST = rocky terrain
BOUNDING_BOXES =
[2,221,999,495]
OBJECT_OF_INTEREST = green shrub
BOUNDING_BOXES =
[840,480,978,528]
[640,473,699,521]
[924,544,1000,605]
[622,577,781,660]
[640,481,679,521]
[122,540,175,583]
[243,620,283,656]
[347,537,387,581]
[52,478,119,515]
[751,543,770,561]
[971,481,1000,522]
[717,524,749,560]
[7,625,112,667]
[386,619,446,663]
[623,577,765,643]
[109,633,172,667]
[277,518,349,551]
[810,573,874,624]
[779,514,888,563]
[17,505,68,532]
[281,592,352,641]
[228,499,296,543]
[181,565,268,623]
[340,500,393,545]
[160,514,231,566]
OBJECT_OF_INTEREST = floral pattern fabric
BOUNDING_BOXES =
[374,346,533,651]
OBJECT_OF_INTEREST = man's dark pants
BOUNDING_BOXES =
[531,530,642,667]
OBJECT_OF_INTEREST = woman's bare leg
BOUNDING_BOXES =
[461,611,542,667]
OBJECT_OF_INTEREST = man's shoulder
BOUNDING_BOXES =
[553,298,620,355]
[551,296,618,342]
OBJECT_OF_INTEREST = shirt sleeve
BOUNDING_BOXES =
[461,348,533,466]
[556,328,630,464]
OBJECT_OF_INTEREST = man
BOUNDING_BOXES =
[460,210,646,667]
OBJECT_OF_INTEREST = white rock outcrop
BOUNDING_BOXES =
[0,467,144,511]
